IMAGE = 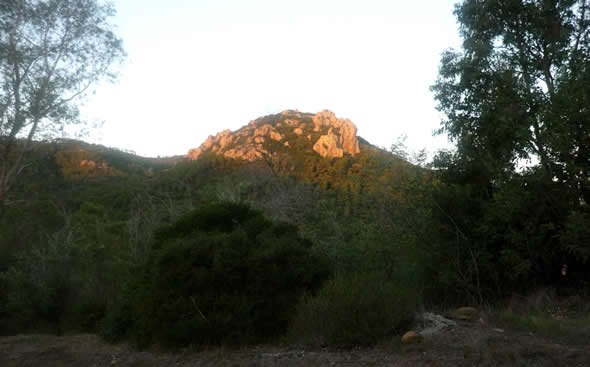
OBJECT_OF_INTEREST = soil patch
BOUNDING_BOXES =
[1,319,589,366]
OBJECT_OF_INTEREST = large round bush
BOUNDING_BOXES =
[103,202,331,347]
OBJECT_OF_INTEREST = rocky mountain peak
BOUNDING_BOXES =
[185,110,361,161]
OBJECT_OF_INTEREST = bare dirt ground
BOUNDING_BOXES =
[1,318,589,367]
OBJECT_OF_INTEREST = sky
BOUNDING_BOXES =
[80,0,463,158]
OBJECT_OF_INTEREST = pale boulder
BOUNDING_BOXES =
[401,331,422,344]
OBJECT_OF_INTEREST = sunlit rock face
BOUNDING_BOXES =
[185,110,361,161]
[311,110,360,157]
[313,130,343,158]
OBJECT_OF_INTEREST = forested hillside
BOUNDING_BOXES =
[0,123,433,344]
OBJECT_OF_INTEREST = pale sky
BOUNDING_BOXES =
[81,0,462,158]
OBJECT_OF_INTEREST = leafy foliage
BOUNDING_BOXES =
[289,272,417,346]
[0,0,125,216]
[103,202,331,347]
[0,202,130,334]
[429,0,590,301]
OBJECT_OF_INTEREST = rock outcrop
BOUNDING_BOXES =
[185,110,361,162]
[313,131,344,158]
[311,110,360,156]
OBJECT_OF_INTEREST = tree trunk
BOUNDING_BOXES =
[0,190,6,225]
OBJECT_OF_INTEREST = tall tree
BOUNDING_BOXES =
[432,0,589,191]
[429,0,590,298]
[0,0,125,218]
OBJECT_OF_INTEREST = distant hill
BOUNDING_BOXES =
[24,138,183,180]
[11,110,416,199]
[184,110,413,192]
[186,110,362,161]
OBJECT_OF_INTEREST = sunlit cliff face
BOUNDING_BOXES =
[186,109,360,161]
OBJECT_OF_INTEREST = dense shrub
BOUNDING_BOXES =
[0,236,75,334]
[289,271,417,346]
[0,203,130,335]
[103,202,331,347]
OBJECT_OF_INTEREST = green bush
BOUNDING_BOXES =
[0,206,131,335]
[103,202,331,347]
[0,227,78,334]
[289,271,417,346]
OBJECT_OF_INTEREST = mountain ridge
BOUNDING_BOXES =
[12,110,409,195]
[186,110,362,162]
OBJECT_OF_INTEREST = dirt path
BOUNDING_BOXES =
[1,321,589,366]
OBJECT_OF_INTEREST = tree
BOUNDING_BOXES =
[429,0,590,298]
[0,0,125,218]
[432,0,589,187]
